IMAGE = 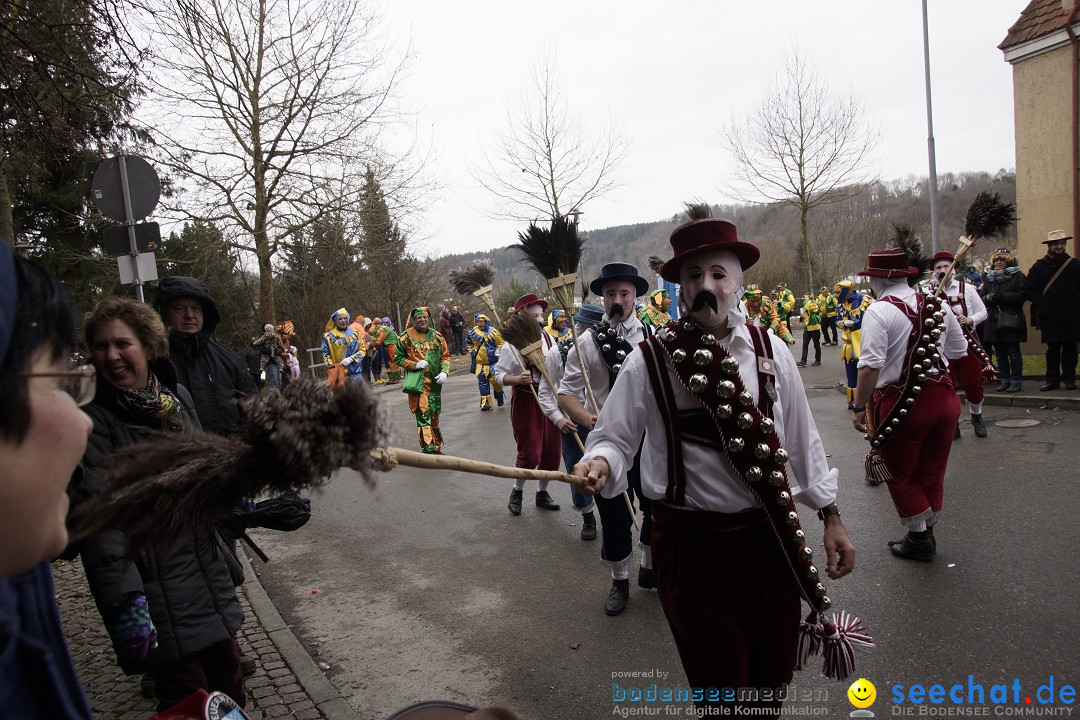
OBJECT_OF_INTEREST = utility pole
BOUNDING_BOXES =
[922,0,941,253]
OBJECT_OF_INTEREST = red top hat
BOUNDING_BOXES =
[513,293,549,314]
[659,218,760,282]
[858,250,919,278]
[931,251,955,264]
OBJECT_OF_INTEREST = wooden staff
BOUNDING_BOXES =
[371,446,586,486]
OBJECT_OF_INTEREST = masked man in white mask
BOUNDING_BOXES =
[574,204,857,714]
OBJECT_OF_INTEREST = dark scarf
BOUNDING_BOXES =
[119,373,184,433]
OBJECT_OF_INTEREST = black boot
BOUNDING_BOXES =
[535,491,560,511]
[605,579,630,616]
[507,488,522,516]
[971,413,988,438]
[888,531,935,561]
[926,525,937,549]
[637,566,656,590]
[580,511,597,541]
[954,422,961,440]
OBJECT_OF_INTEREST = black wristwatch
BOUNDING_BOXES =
[852,405,866,413]
[817,503,840,521]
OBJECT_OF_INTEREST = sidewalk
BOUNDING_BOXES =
[54,552,359,720]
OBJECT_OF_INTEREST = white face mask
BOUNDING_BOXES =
[679,250,744,330]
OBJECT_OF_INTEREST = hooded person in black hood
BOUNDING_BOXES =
[153,277,259,436]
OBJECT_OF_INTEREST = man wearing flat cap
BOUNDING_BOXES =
[558,262,655,616]
[1026,229,1080,391]
[574,205,857,711]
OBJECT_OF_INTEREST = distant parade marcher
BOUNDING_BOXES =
[776,283,796,328]
[1026,229,1080,391]
[252,323,285,392]
[796,295,822,367]
[492,294,562,515]
[853,250,967,560]
[931,251,991,438]
[558,263,655,616]
[743,286,794,344]
[819,287,838,345]
[466,313,505,411]
[544,309,572,341]
[639,289,673,327]
[835,281,873,410]
[575,205,857,712]
[322,309,364,390]
[375,316,400,385]
[394,307,450,454]
[538,303,606,540]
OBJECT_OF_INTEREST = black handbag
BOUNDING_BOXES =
[997,309,1025,331]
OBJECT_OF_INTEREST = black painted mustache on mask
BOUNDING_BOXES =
[691,291,719,314]
[609,303,626,319]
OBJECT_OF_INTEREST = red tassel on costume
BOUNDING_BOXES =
[864,450,891,486]
[795,610,822,670]
[820,611,874,681]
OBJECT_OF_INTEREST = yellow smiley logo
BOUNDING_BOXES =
[848,678,876,709]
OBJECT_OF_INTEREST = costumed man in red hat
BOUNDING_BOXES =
[574,205,860,712]
[492,294,562,514]
[559,263,657,616]
[931,251,991,438]
[852,249,968,560]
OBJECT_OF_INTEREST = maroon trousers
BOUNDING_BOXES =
[153,637,244,712]
[651,503,799,713]
[510,385,561,470]
[949,352,985,405]
[874,377,960,522]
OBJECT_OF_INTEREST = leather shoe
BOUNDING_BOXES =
[496,395,504,406]
[637,567,656,590]
[1041,382,1060,392]
[971,414,988,438]
[1007,382,1021,393]
[954,422,961,440]
[580,511,597,541]
[535,491,560,511]
[996,381,1009,392]
[605,579,630,616]
[507,488,522,516]
[888,532,935,561]
[1065,382,1077,390]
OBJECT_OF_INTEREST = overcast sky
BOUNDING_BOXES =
[380,1,1024,258]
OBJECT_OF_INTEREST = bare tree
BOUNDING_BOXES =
[472,53,629,222]
[723,52,880,290]
[143,0,424,321]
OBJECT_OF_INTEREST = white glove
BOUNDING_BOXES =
[415,359,429,370]
[434,372,447,384]
[340,357,353,367]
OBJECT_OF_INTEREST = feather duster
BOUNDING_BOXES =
[891,222,930,287]
[964,192,1016,240]
[449,259,496,296]
[513,215,583,281]
[68,379,386,549]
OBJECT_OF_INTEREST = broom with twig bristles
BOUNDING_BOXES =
[933,192,1016,300]
[647,255,665,275]
[513,217,601,414]
[502,296,639,529]
[67,379,588,549]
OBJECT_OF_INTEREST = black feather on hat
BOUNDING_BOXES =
[890,222,930,287]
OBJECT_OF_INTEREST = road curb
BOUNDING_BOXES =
[964,391,1080,412]
[239,552,360,720]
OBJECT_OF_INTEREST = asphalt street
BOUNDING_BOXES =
[246,345,1080,720]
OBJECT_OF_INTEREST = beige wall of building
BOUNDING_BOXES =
[1012,44,1074,271]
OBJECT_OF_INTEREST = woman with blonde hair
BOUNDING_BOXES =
[76,296,246,711]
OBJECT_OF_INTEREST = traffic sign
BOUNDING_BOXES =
[103,222,161,256]
[91,156,161,223]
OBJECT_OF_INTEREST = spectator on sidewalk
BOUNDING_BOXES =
[1026,229,1080,391]
[981,248,1029,393]
[240,340,263,391]
[0,245,95,719]
[449,305,467,356]
[252,323,284,393]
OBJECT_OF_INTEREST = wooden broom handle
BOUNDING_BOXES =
[371,447,587,486]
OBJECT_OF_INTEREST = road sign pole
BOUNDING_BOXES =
[117,154,144,302]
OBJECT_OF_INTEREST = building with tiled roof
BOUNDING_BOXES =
[999,0,1079,268]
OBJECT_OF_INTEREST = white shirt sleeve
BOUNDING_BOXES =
[538,350,565,424]
[580,353,650,499]
[491,345,521,386]
[939,299,969,360]
[857,303,890,370]
[965,284,988,326]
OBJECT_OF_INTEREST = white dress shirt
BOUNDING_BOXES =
[941,279,988,326]
[858,283,968,387]
[581,322,838,513]
[538,346,570,424]
[557,314,648,412]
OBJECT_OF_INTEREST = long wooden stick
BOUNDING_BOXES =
[371,447,587,486]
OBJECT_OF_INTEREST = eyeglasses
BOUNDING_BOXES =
[24,364,97,407]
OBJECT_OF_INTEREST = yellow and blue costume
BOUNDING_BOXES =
[394,306,451,453]
[835,281,873,408]
[544,309,572,341]
[467,314,505,411]
[321,308,365,389]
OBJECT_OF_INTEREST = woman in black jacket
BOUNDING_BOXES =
[980,249,1030,393]
[77,297,245,711]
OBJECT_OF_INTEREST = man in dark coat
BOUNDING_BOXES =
[1027,230,1080,391]
[449,305,467,356]
[153,277,259,433]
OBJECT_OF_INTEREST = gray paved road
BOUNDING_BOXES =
[247,350,1080,720]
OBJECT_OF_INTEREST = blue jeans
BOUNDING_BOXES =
[561,426,594,512]
[264,361,281,391]
[994,342,1023,383]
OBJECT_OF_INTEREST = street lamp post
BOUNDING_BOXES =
[922,0,942,254]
